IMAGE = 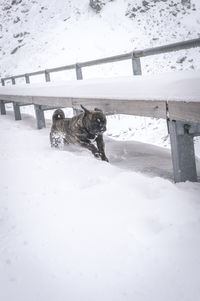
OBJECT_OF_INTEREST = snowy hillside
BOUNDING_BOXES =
[0,0,200,79]
[1,0,200,151]
[1,2,200,301]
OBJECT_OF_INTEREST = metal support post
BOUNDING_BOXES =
[0,100,6,115]
[75,64,83,80]
[45,70,51,82]
[1,79,5,86]
[13,102,22,120]
[168,120,200,182]
[132,53,142,76]
[73,64,83,115]
[12,77,16,85]
[25,74,30,84]
[34,105,46,129]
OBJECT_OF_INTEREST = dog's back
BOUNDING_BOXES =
[51,109,84,131]
[50,109,84,145]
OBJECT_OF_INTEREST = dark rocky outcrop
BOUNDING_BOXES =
[89,0,114,13]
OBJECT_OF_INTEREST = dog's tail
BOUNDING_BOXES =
[52,109,65,122]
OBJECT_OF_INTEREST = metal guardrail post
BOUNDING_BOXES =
[25,74,30,84]
[11,77,16,85]
[45,70,51,82]
[34,105,46,129]
[73,64,83,115]
[0,100,6,115]
[13,102,22,120]
[11,76,22,120]
[75,64,83,80]
[1,79,5,86]
[168,120,199,182]
[132,52,142,75]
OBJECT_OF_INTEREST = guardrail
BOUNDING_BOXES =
[0,91,200,183]
[1,38,200,85]
[0,38,200,183]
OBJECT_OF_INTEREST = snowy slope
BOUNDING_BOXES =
[1,2,200,300]
[1,113,200,301]
[0,0,200,79]
[1,0,200,152]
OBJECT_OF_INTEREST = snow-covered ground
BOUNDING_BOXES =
[1,1,200,300]
[1,0,200,79]
[1,112,200,301]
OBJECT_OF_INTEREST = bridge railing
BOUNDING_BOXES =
[1,38,200,85]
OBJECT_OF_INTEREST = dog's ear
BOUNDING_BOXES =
[81,105,90,115]
[94,108,103,112]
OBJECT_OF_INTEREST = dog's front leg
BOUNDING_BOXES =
[96,135,109,162]
[77,140,101,159]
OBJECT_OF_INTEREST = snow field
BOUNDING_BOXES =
[1,1,200,299]
[1,0,200,78]
[0,113,200,301]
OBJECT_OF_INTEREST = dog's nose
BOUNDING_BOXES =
[101,126,106,132]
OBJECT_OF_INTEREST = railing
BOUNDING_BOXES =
[1,38,200,183]
[1,86,200,183]
[1,38,200,85]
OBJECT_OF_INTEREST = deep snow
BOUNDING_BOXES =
[0,111,200,301]
[1,1,200,300]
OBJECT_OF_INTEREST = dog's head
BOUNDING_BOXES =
[81,105,107,135]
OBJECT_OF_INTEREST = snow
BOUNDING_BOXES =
[1,0,200,79]
[1,1,200,300]
[1,113,200,301]
[1,70,200,102]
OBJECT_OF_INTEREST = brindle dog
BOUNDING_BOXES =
[50,105,108,161]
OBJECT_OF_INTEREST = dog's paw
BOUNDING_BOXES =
[50,132,65,149]
[101,156,109,162]
[93,152,101,159]
[99,153,109,162]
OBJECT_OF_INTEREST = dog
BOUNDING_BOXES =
[50,105,108,162]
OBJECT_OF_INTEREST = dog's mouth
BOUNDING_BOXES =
[95,126,106,134]
[100,126,106,133]
[88,124,106,134]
